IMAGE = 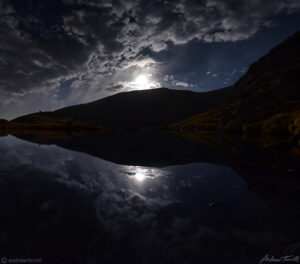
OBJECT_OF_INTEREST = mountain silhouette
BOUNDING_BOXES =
[2,30,300,136]
[55,87,232,128]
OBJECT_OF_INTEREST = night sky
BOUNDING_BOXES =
[1,0,300,119]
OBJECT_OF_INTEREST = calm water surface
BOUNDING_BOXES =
[0,134,299,264]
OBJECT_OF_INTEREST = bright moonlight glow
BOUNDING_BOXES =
[135,172,146,182]
[134,74,150,90]
[126,166,165,183]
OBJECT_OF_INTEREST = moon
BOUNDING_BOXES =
[134,74,150,90]
[134,172,146,182]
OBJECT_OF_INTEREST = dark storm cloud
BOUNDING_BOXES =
[0,0,300,118]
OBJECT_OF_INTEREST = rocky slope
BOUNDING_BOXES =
[171,30,300,136]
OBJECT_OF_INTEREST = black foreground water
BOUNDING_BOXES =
[0,133,300,264]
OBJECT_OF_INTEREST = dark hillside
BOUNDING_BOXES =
[55,87,232,128]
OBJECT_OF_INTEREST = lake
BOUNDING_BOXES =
[0,132,300,264]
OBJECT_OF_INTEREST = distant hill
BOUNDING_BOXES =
[55,87,233,128]
[3,112,102,132]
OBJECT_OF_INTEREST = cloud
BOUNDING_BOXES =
[0,0,300,118]
[175,81,190,87]
[104,82,126,92]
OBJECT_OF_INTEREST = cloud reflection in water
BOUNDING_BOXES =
[123,166,168,183]
[1,135,299,263]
